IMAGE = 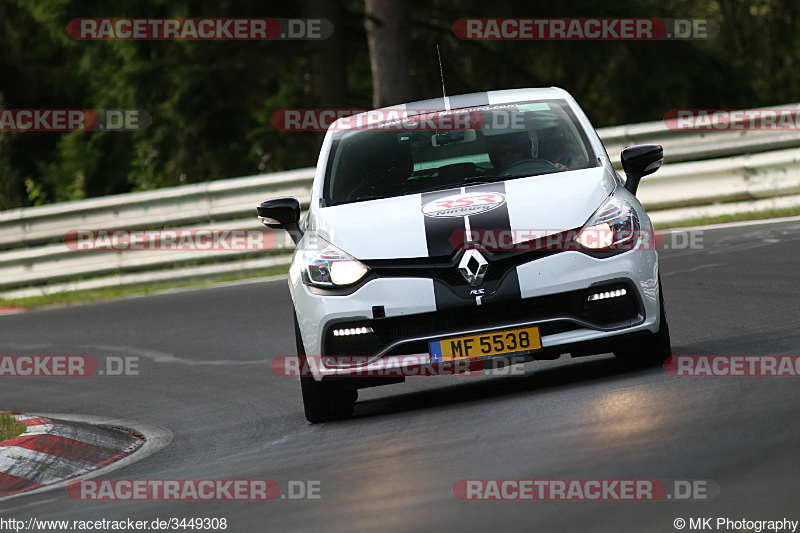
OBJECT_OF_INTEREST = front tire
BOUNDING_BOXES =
[294,314,357,423]
[614,278,671,367]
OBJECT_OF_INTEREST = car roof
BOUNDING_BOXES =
[331,87,571,132]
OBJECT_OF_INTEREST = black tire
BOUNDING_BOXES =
[294,314,357,423]
[614,278,672,367]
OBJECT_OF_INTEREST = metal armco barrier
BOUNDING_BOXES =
[2,107,800,298]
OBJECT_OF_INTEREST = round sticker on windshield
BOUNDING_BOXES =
[422,192,506,218]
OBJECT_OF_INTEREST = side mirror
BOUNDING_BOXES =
[257,197,302,244]
[621,144,663,195]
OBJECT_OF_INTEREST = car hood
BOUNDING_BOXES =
[312,167,617,260]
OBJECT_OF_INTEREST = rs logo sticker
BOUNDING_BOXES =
[422,192,505,218]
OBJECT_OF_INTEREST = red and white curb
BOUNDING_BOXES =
[0,413,146,498]
[0,307,26,315]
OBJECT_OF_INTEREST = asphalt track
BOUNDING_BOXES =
[2,218,799,532]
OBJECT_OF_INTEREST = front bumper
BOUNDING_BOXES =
[290,249,660,380]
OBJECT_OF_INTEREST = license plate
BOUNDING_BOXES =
[429,326,541,363]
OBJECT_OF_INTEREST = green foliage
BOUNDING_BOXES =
[1,0,799,209]
[0,413,26,441]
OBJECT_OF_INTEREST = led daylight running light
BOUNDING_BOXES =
[332,326,374,337]
[587,288,627,302]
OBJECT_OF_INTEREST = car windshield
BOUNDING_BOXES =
[323,99,598,206]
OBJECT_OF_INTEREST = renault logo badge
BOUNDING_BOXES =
[459,249,488,286]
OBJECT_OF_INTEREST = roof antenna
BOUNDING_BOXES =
[437,44,450,110]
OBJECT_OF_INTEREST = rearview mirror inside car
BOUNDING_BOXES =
[432,130,477,147]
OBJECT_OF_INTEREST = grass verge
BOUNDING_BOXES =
[0,414,26,441]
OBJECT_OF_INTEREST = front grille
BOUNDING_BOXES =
[364,247,560,287]
[323,281,641,356]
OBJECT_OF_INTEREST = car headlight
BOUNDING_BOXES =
[576,194,640,250]
[296,235,369,287]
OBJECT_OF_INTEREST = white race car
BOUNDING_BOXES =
[258,87,670,423]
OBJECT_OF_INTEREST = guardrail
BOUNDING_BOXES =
[0,167,315,250]
[599,102,800,165]
[638,147,800,210]
[2,107,800,299]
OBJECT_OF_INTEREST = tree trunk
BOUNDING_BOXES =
[364,0,413,108]
[302,0,347,108]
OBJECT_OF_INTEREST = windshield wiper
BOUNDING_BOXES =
[354,194,392,202]
[464,169,561,184]
[407,183,465,195]
[409,174,531,194]
[463,174,525,183]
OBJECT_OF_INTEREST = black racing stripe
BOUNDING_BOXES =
[424,181,523,310]
[432,279,466,311]
[481,268,522,305]
[421,188,465,258]
[420,186,479,310]
[464,181,522,302]
[432,267,522,311]
[464,182,512,237]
